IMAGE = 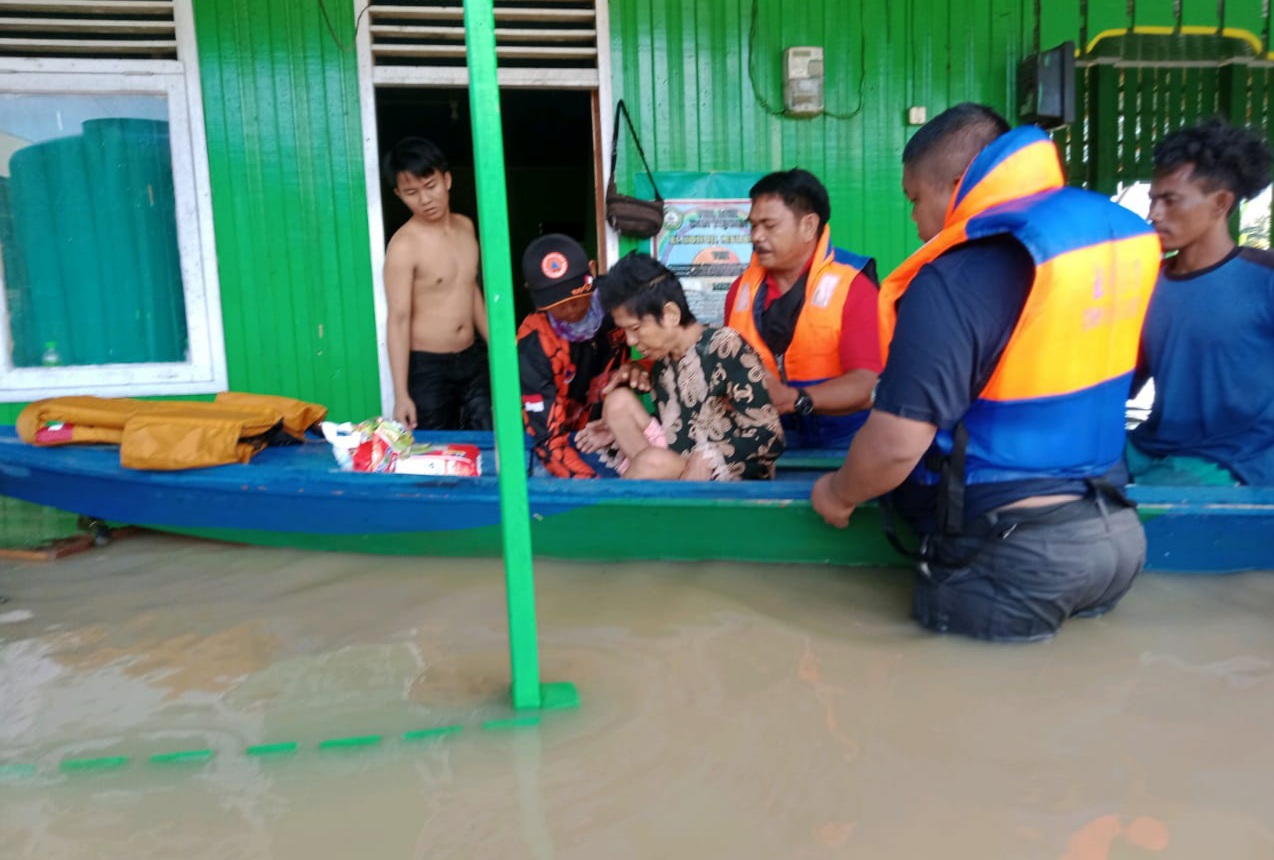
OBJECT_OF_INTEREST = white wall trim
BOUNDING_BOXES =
[0,57,183,75]
[594,0,619,268]
[373,66,598,89]
[172,0,226,394]
[354,0,395,418]
[357,0,612,414]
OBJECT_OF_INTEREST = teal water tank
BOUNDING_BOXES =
[7,118,187,367]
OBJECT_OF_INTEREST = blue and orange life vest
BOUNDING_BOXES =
[879,126,1161,488]
[727,226,875,446]
[728,225,872,384]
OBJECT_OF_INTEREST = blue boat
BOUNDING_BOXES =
[0,426,1269,573]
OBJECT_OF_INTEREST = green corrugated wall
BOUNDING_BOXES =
[3,0,1272,426]
[611,0,1032,272]
[610,0,1274,273]
[189,0,379,421]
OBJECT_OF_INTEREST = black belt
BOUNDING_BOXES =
[963,495,1100,540]
[909,478,1135,571]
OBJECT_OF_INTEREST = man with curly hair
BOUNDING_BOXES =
[1130,119,1274,486]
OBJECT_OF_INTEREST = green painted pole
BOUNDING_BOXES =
[464,0,542,711]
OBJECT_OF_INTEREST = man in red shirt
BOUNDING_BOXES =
[724,169,881,449]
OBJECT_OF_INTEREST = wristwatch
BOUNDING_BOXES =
[793,390,815,416]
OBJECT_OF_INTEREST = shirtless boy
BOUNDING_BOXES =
[382,137,492,430]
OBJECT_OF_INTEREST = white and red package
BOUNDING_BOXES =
[396,444,483,477]
[321,418,413,473]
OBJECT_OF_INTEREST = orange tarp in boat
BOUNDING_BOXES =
[17,392,327,470]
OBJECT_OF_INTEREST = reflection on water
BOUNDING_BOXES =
[2,534,1273,858]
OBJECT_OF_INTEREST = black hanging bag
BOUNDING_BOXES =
[605,100,666,238]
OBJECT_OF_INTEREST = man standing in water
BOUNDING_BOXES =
[1128,119,1274,486]
[811,104,1161,642]
[382,137,492,430]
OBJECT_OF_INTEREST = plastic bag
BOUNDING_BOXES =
[321,418,413,473]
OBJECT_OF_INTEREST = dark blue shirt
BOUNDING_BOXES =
[1131,247,1274,485]
[874,236,1121,530]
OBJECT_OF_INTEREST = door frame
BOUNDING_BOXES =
[353,0,617,417]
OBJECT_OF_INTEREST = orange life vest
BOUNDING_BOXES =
[879,126,1161,487]
[726,225,873,385]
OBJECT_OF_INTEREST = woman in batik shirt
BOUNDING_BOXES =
[587,253,785,481]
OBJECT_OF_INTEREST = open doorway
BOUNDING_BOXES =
[375,88,598,322]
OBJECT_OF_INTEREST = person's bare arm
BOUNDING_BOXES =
[472,285,489,342]
[383,239,417,428]
[810,409,937,527]
[767,368,878,415]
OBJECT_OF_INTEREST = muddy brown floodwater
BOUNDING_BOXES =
[1,533,1272,859]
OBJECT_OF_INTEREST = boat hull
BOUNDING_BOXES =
[1,428,1270,574]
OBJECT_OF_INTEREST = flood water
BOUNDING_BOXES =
[1,532,1272,859]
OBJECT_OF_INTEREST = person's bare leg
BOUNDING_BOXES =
[623,447,687,480]
[603,388,655,460]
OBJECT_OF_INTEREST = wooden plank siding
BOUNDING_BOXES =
[187,0,379,421]
[610,0,1274,273]
[6,0,1274,425]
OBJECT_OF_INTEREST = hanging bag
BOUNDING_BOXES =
[605,100,666,238]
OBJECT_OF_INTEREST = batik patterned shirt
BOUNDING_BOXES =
[651,325,785,481]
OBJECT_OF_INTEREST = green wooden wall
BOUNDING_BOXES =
[4,0,1274,427]
[190,0,379,422]
[610,0,1032,272]
[610,0,1274,273]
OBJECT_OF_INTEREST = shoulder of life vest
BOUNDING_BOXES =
[913,189,1161,487]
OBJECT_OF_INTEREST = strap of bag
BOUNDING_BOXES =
[608,99,662,201]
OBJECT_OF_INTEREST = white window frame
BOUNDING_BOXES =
[0,0,225,400]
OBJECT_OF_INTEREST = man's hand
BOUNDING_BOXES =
[811,472,856,528]
[575,420,615,453]
[393,397,418,431]
[603,363,652,395]
[764,371,798,414]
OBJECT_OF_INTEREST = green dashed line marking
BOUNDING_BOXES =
[5,701,569,780]
[150,749,215,764]
[481,715,541,731]
[402,725,464,742]
[245,742,299,757]
[60,756,130,773]
[317,735,382,750]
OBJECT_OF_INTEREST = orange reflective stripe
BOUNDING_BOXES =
[785,269,850,380]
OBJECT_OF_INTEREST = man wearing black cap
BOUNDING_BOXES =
[517,235,627,478]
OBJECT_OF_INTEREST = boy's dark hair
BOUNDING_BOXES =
[597,252,697,327]
[1154,118,1272,209]
[381,137,449,187]
[902,102,1011,182]
[749,169,831,234]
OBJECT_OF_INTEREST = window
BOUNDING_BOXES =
[0,0,223,400]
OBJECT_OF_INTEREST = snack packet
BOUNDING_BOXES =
[321,418,413,472]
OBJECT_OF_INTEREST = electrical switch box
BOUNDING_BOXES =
[783,47,824,117]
